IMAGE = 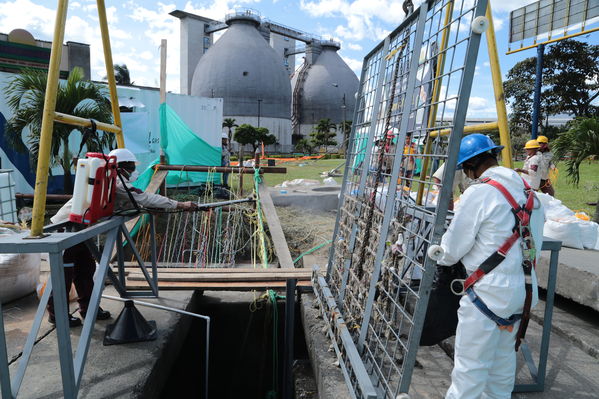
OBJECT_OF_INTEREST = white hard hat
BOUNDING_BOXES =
[108,148,138,164]
[222,132,229,139]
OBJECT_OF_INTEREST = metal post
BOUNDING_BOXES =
[48,251,77,398]
[283,278,297,399]
[29,0,69,237]
[537,244,559,389]
[531,44,545,139]
[257,99,262,127]
[0,302,11,399]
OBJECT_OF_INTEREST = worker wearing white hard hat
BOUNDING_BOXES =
[107,148,197,212]
[438,134,544,399]
[47,148,197,327]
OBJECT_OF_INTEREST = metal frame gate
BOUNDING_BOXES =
[315,0,490,397]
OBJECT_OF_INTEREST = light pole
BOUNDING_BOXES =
[257,98,262,127]
[341,94,347,154]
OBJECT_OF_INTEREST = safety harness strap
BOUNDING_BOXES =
[461,177,537,350]
[467,288,522,326]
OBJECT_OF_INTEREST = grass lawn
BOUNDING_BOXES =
[232,158,599,216]
[514,160,599,216]
[230,158,346,191]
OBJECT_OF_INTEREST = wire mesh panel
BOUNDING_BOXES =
[322,0,489,397]
[0,170,17,223]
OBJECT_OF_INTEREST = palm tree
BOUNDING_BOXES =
[552,116,599,222]
[222,118,238,142]
[310,118,337,152]
[114,64,132,86]
[5,67,113,193]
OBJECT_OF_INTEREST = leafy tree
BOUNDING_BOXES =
[222,118,238,142]
[504,39,599,133]
[552,117,599,222]
[310,118,337,151]
[5,67,113,193]
[233,124,277,152]
[295,138,313,154]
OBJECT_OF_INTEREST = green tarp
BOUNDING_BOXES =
[133,103,221,190]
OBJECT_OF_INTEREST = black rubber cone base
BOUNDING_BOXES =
[103,300,157,346]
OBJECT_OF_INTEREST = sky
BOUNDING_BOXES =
[1,0,598,118]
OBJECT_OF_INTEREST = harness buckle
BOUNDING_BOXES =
[450,279,466,296]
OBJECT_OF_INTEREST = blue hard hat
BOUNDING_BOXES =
[457,134,504,166]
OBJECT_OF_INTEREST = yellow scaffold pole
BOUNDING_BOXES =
[30,0,69,237]
[30,0,125,237]
[416,0,453,205]
[486,2,513,168]
[97,0,125,148]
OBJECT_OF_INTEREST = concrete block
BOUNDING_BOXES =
[537,248,599,312]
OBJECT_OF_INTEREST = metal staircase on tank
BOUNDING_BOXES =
[291,62,311,137]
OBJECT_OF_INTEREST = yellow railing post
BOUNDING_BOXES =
[97,0,124,149]
[486,3,513,168]
[29,0,69,237]
[416,0,454,205]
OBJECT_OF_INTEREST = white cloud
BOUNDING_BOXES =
[346,42,362,51]
[341,55,362,75]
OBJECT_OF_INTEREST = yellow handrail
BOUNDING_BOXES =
[429,121,499,138]
[54,112,122,134]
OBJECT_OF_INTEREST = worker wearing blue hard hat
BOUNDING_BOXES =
[437,134,545,399]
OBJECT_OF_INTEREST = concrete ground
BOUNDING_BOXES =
[3,288,197,399]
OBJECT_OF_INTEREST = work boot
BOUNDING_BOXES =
[80,307,111,321]
[48,314,82,328]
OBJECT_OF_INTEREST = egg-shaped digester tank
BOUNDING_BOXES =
[292,41,359,136]
[190,12,292,120]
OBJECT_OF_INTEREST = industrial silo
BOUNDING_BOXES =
[190,11,292,148]
[291,41,359,142]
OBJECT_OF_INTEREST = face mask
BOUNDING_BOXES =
[129,170,139,182]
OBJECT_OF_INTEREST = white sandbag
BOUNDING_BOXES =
[538,194,575,221]
[543,219,584,249]
[322,177,338,186]
[0,252,41,304]
[578,220,599,249]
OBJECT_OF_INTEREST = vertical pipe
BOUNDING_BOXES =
[486,2,514,168]
[283,279,297,399]
[0,302,11,399]
[96,0,125,148]
[30,0,69,237]
[160,39,167,104]
[48,252,77,398]
[531,44,545,140]
[415,0,453,205]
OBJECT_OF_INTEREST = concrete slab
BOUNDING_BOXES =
[5,287,197,398]
[300,293,352,399]
[270,186,341,213]
[538,248,599,312]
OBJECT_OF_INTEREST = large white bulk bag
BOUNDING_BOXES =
[543,219,584,250]
[578,220,599,249]
[0,228,41,304]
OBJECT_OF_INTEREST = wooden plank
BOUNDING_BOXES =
[258,182,295,269]
[127,271,311,282]
[121,265,298,273]
[124,280,312,291]
[121,262,279,269]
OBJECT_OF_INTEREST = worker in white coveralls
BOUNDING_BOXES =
[515,140,542,191]
[48,148,197,327]
[536,135,555,197]
[437,134,544,399]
